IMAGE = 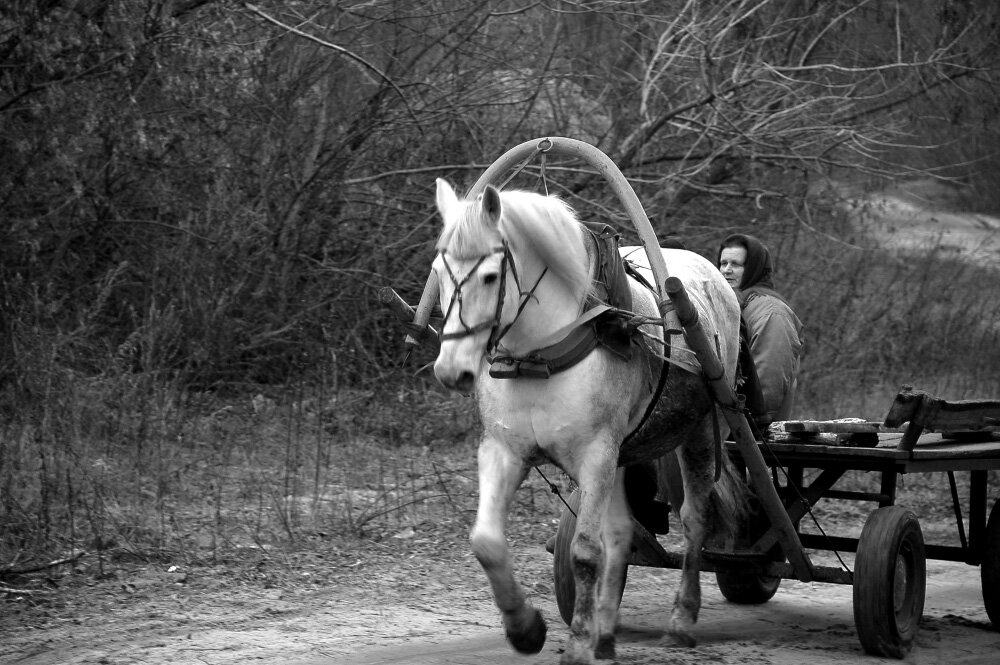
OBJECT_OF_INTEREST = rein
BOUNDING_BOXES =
[438,241,548,357]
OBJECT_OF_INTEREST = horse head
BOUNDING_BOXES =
[430,179,591,393]
[431,179,514,393]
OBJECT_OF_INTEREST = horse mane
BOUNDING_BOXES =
[437,189,593,305]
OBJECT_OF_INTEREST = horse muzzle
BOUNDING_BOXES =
[434,362,477,394]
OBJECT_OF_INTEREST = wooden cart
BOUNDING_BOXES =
[379,136,999,659]
[551,386,1000,658]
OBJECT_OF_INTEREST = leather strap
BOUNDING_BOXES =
[488,316,603,379]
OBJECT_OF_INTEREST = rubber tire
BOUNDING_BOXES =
[982,498,1000,629]
[853,506,926,658]
[716,558,782,604]
[716,499,783,604]
[553,489,628,626]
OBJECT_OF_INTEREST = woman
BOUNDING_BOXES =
[718,234,803,424]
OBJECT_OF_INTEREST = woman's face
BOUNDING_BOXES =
[719,246,747,289]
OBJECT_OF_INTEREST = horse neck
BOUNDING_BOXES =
[498,235,590,354]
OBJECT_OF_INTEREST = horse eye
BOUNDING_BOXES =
[482,273,498,286]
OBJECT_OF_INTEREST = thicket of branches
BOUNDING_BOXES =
[4,0,1000,564]
[2,0,999,406]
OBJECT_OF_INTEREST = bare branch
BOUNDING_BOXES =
[1,585,49,595]
[1,551,87,576]
[242,2,417,120]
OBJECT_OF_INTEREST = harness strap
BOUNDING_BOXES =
[489,305,637,378]
[491,264,548,350]
[508,304,612,353]
[488,323,599,379]
[711,403,722,482]
[438,247,508,345]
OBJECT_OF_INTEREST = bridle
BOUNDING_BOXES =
[437,241,547,356]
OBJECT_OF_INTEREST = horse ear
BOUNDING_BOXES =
[435,178,459,220]
[482,185,502,226]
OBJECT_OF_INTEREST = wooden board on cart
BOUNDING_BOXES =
[770,385,1000,453]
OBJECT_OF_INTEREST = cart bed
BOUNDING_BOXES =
[754,431,1000,472]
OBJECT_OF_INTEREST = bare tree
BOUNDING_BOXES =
[1,0,998,392]
[539,1,1000,223]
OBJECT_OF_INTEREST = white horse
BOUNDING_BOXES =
[431,179,746,664]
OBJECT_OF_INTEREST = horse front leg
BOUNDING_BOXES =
[563,445,618,665]
[469,437,546,654]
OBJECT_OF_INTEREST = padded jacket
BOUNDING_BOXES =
[741,289,803,422]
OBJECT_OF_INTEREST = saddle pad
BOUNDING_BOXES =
[581,221,633,313]
[619,246,711,377]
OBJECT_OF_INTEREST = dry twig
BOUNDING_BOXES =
[0,551,88,576]
[1,585,49,595]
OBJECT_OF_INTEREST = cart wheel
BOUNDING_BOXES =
[853,506,926,658]
[553,489,628,626]
[716,497,783,604]
[982,498,1000,629]
[715,547,782,604]
[716,559,781,604]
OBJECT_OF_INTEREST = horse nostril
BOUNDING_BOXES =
[456,371,475,393]
[434,364,476,394]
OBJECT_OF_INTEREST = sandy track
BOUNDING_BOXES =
[4,536,998,665]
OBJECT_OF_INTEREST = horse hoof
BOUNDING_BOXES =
[506,608,547,654]
[559,642,595,665]
[664,628,697,648]
[595,633,616,659]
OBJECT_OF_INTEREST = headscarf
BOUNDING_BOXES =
[717,233,774,290]
[718,233,789,306]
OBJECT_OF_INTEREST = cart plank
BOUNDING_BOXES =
[781,420,893,433]
[883,386,1000,430]
[736,433,1000,475]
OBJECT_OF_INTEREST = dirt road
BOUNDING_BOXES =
[304,555,997,665]
[4,533,998,665]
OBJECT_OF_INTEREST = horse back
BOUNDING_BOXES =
[617,247,742,466]
[621,246,741,380]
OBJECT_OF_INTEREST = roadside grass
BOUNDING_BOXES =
[2,309,999,592]
[0,374,575,591]
[3,373,995,595]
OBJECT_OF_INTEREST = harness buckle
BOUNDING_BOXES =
[488,357,552,379]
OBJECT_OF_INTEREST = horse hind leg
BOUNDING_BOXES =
[594,468,632,660]
[666,422,717,648]
[469,438,546,654]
